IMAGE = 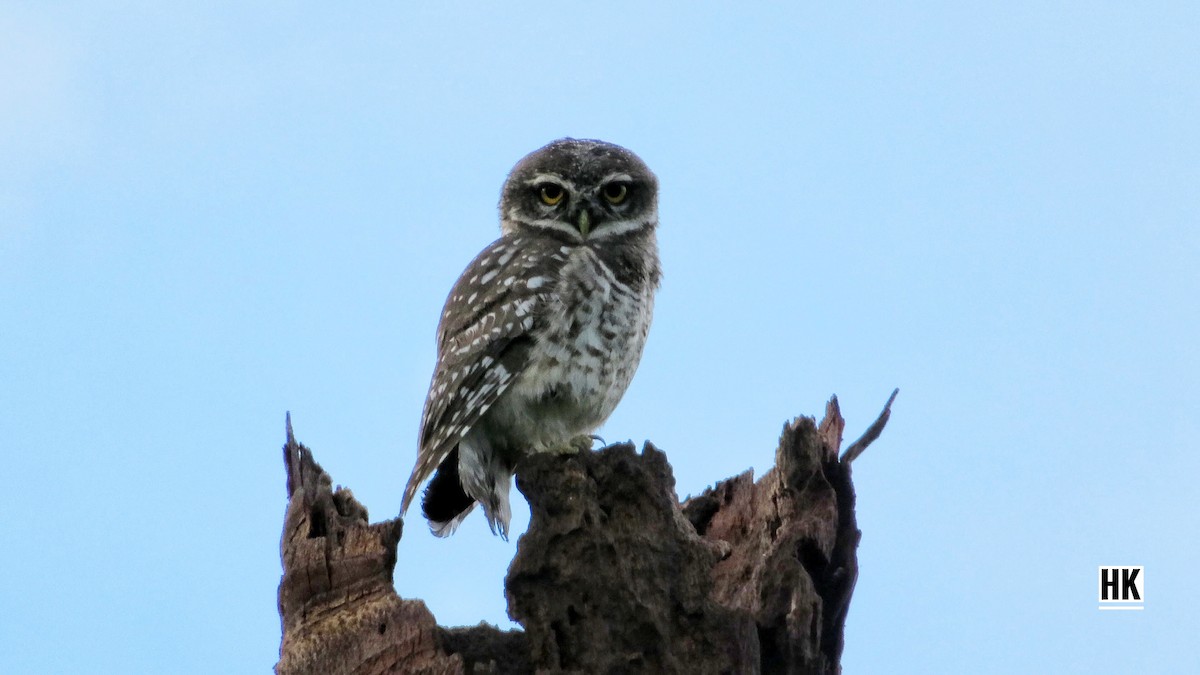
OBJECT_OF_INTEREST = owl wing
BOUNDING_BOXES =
[400,238,561,515]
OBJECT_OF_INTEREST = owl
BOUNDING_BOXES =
[400,139,661,539]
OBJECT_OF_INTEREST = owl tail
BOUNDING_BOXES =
[422,447,477,536]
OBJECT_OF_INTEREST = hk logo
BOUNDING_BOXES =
[1098,566,1144,610]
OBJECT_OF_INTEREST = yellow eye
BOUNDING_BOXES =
[539,185,565,206]
[602,183,628,205]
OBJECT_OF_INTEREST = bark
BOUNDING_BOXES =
[277,392,895,674]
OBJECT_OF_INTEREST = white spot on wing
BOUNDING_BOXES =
[514,298,535,317]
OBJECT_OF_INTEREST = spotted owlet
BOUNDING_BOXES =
[399,139,661,539]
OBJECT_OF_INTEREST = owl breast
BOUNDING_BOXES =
[483,244,654,453]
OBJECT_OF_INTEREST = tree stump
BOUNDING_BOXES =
[276,392,895,674]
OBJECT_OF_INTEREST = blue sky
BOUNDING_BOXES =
[2,3,1197,673]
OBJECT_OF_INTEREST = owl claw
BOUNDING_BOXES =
[546,434,596,455]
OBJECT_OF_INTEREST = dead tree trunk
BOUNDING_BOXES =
[276,392,896,674]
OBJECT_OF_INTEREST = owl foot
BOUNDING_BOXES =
[548,434,598,455]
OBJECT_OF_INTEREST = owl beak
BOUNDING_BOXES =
[576,209,591,237]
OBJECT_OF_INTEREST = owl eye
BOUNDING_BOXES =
[538,184,565,206]
[602,182,628,205]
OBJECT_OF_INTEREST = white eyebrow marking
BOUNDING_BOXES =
[601,172,633,184]
[523,174,576,191]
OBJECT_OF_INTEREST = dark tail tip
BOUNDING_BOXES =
[421,447,476,526]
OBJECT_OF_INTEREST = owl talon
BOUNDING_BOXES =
[546,434,596,455]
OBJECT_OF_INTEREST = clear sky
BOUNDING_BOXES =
[2,3,1197,673]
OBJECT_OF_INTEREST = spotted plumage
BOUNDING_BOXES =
[400,139,661,538]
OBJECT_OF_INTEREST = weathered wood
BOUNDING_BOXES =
[681,396,877,674]
[276,393,893,674]
[508,442,757,673]
[277,416,470,674]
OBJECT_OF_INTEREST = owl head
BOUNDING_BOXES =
[499,138,658,241]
